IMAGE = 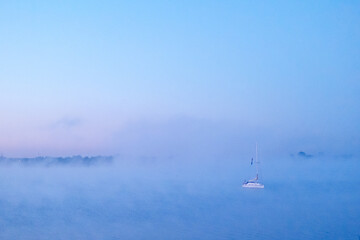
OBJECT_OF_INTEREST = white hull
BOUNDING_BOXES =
[242,182,264,188]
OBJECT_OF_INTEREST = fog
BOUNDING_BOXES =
[106,117,360,161]
[0,155,359,239]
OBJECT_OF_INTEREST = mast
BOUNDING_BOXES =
[255,143,259,180]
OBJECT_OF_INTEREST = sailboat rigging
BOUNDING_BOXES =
[242,143,264,189]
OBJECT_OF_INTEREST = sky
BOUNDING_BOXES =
[0,0,359,158]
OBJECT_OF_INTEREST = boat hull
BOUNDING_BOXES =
[242,182,264,188]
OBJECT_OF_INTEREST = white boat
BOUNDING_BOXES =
[242,143,264,189]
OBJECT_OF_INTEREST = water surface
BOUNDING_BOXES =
[0,157,358,239]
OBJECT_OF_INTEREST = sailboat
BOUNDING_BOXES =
[242,143,264,188]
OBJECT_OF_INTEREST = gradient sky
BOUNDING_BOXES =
[0,0,359,157]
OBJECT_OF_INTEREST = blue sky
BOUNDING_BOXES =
[0,1,359,157]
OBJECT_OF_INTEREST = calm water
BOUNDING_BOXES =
[0,157,359,239]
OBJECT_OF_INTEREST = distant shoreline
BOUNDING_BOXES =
[0,155,113,166]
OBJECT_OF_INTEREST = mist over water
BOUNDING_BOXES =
[1,0,359,239]
[0,156,358,240]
